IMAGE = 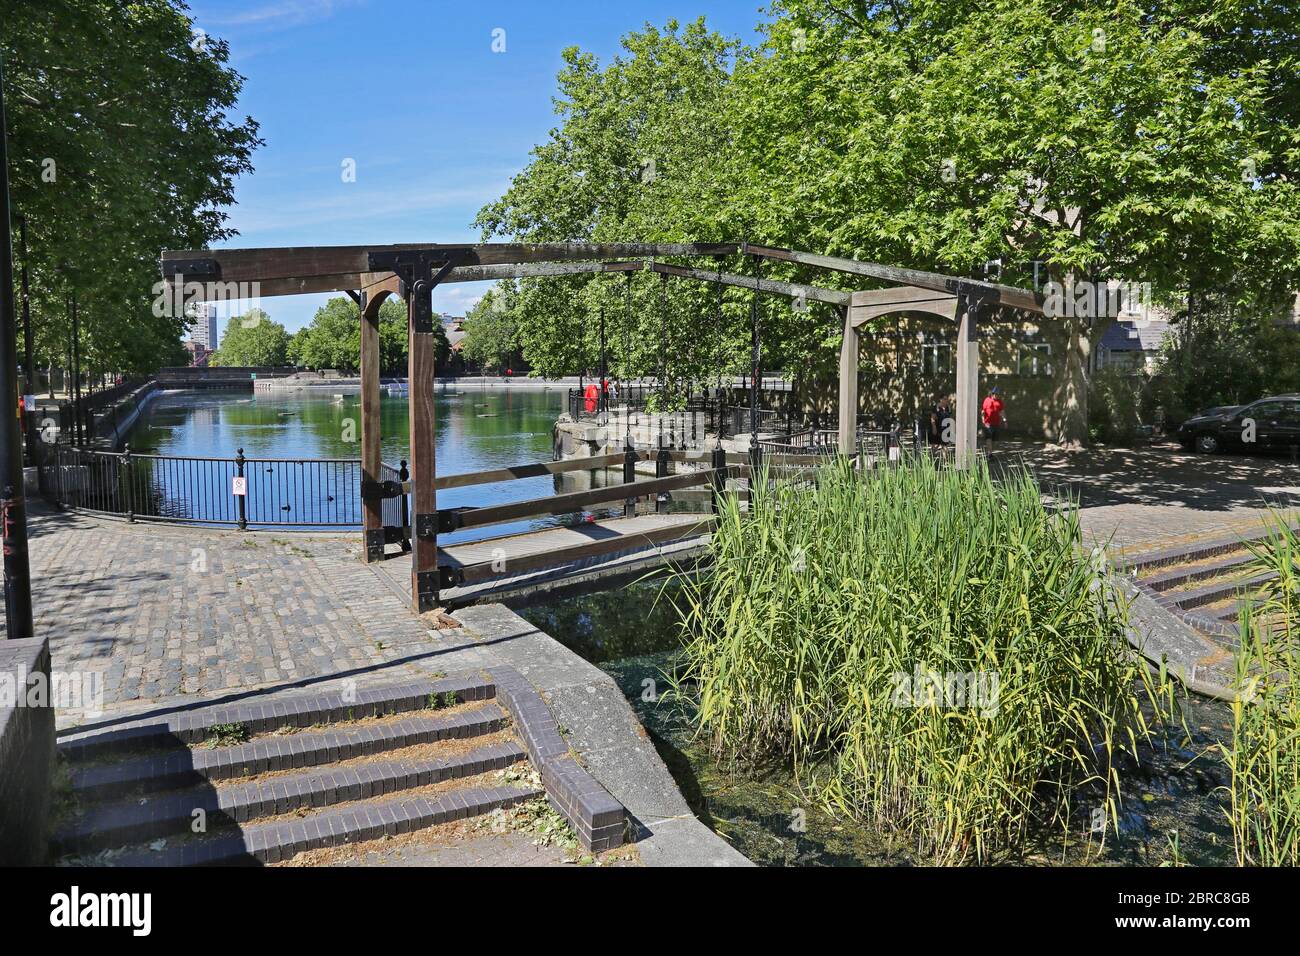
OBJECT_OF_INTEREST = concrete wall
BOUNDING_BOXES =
[0,638,55,865]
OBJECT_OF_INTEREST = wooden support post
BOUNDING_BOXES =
[837,306,858,453]
[408,275,439,613]
[359,290,385,562]
[955,294,981,468]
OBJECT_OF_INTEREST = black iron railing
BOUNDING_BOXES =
[40,443,410,529]
[723,405,790,437]
[755,428,919,459]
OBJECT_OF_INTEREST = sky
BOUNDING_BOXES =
[188,0,768,332]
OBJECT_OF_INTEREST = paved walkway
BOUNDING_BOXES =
[8,445,1296,721]
[998,443,1300,554]
[7,506,435,725]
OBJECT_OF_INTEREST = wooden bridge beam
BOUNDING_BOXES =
[408,271,439,612]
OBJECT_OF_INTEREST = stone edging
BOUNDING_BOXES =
[486,665,626,852]
[451,604,753,866]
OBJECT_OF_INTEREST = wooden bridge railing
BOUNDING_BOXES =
[398,445,841,596]
[426,448,745,591]
[438,467,737,533]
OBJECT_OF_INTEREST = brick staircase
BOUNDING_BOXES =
[1121,524,1293,642]
[52,669,625,865]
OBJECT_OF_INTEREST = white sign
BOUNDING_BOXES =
[22,394,35,412]
[232,476,247,496]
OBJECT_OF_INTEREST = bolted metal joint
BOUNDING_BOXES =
[415,512,438,540]
[361,478,404,501]
[413,570,439,613]
[364,528,386,563]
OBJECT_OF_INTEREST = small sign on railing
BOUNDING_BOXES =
[232,476,247,496]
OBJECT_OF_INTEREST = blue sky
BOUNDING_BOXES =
[189,0,767,331]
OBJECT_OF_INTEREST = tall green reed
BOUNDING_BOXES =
[1224,517,1300,866]
[673,456,1166,864]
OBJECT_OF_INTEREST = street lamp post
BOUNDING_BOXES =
[0,56,37,638]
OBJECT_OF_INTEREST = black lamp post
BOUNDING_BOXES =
[0,55,36,639]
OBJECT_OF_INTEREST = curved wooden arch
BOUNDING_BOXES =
[840,287,980,459]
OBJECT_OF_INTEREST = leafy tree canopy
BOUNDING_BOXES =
[287,296,446,375]
[2,0,261,376]
[474,3,1300,438]
[213,311,289,367]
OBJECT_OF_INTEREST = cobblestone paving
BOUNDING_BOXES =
[4,505,441,726]
[998,443,1300,553]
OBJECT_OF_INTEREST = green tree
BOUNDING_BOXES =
[476,4,1300,442]
[460,290,521,374]
[1151,298,1300,425]
[472,19,766,394]
[288,298,360,372]
[2,0,261,376]
[214,311,289,367]
[287,296,445,375]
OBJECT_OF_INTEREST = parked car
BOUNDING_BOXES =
[1178,395,1300,454]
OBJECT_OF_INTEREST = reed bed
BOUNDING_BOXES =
[1224,517,1300,866]
[673,456,1165,864]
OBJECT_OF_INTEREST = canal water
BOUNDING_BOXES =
[522,579,1239,867]
[127,387,583,544]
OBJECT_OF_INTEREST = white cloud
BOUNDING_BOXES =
[207,0,368,30]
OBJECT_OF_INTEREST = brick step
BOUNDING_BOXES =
[58,676,495,762]
[69,703,509,800]
[53,739,528,856]
[1139,552,1258,592]
[108,784,544,866]
[1157,571,1276,611]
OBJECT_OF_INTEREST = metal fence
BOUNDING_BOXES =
[755,428,921,459]
[40,443,409,530]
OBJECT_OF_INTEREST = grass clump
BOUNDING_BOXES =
[206,722,249,748]
[673,456,1166,864]
[1224,517,1300,866]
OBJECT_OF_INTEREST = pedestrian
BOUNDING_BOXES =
[981,386,1005,449]
[929,395,953,446]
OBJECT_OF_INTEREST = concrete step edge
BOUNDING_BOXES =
[68,703,509,800]
[54,739,528,855]
[58,675,495,761]
[107,784,544,866]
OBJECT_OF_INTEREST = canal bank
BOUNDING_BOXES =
[518,576,1239,867]
[12,500,749,866]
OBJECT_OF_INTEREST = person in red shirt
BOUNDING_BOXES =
[583,381,599,414]
[980,386,1005,448]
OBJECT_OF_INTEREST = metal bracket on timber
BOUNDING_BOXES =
[360,478,405,501]
[160,257,221,279]
[437,565,464,591]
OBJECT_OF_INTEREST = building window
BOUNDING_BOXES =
[1018,342,1052,377]
[920,336,952,376]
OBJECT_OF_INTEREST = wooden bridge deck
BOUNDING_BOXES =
[369,513,712,609]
